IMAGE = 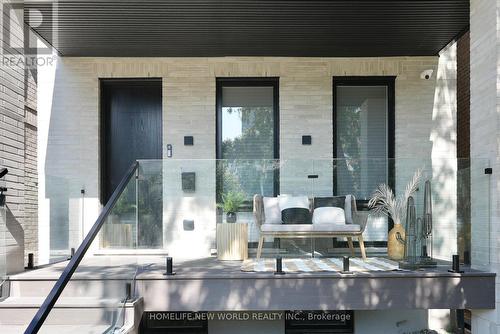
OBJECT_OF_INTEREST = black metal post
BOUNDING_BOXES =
[125,282,132,301]
[449,254,463,273]
[342,256,352,274]
[274,257,285,275]
[164,257,176,276]
[68,248,75,260]
[27,253,34,270]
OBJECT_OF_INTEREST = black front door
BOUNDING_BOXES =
[101,79,162,202]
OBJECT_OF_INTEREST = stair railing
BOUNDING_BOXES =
[24,161,139,334]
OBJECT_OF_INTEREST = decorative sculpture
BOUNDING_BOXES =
[399,180,436,269]
[369,170,422,261]
[399,196,419,269]
[419,180,436,267]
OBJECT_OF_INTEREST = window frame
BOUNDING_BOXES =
[332,76,396,216]
[215,77,280,203]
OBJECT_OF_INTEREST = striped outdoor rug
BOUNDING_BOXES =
[241,257,399,273]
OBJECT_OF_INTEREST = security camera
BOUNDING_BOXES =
[420,69,434,80]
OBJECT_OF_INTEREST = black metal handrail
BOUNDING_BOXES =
[24,161,139,334]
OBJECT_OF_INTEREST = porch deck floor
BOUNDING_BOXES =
[6,254,496,311]
[9,254,491,281]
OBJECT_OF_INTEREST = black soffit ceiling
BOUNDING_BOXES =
[25,0,469,57]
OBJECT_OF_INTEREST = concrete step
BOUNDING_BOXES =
[0,324,112,334]
[0,297,121,325]
[7,278,128,298]
[0,296,143,332]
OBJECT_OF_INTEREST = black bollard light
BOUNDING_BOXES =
[449,254,464,273]
[164,256,176,276]
[27,253,34,270]
[342,256,353,274]
[274,257,285,275]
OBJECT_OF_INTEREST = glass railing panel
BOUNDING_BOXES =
[33,163,142,333]
[469,158,490,269]
[42,173,94,263]
[327,158,389,257]
[274,159,315,258]
[137,160,163,249]
[137,157,489,266]
[31,157,493,332]
[162,159,217,259]
[99,172,137,249]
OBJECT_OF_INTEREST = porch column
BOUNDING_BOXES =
[470,0,500,331]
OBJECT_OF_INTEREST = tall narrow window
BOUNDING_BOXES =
[334,77,395,201]
[216,78,279,201]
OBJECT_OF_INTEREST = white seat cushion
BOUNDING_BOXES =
[312,207,346,225]
[263,197,282,224]
[261,224,314,232]
[312,224,361,233]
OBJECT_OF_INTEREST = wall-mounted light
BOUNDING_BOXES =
[167,144,173,158]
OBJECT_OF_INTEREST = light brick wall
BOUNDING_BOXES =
[470,0,500,332]
[0,0,26,274]
[37,55,457,259]
[0,4,39,273]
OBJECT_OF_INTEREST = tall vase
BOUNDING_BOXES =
[388,221,405,261]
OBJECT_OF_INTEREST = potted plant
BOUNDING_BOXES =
[218,191,246,223]
[368,169,422,261]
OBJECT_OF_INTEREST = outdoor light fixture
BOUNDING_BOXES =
[274,257,285,275]
[0,168,8,178]
[164,257,176,276]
